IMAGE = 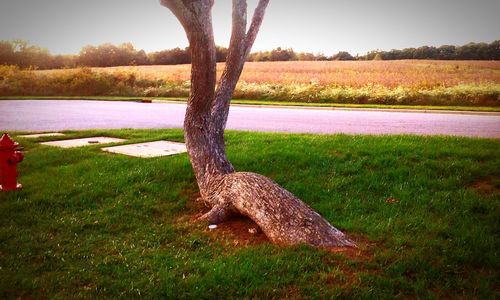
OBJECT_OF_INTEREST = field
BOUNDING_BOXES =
[1,129,499,298]
[1,60,499,107]
[93,60,500,88]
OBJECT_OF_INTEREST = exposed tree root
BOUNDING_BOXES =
[201,172,356,248]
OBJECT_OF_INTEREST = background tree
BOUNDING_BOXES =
[78,43,149,67]
[148,47,190,65]
[1,40,499,69]
[0,41,15,65]
[332,51,355,61]
[159,0,355,247]
[215,46,229,62]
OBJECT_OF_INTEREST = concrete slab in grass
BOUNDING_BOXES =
[19,132,65,138]
[40,137,126,148]
[102,141,187,158]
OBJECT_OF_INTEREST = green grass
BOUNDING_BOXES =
[1,129,499,298]
[1,96,499,112]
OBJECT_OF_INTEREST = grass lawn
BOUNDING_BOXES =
[1,96,499,112]
[0,129,498,298]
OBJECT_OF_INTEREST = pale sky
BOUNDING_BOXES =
[0,0,499,56]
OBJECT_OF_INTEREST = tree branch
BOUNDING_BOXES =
[211,0,269,129]
[244,0,270,57]
[159,0,193,33]
[159,0,215,39]
[211,0,248,128]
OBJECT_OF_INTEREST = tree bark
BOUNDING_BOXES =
[160,0,355,248]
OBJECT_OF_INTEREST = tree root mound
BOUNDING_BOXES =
[201,172,356,248]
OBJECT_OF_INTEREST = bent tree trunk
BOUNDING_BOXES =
[160,0,354,248]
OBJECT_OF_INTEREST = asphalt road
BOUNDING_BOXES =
[1,100,499,138]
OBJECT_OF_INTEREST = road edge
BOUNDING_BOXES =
[151,100,500,116]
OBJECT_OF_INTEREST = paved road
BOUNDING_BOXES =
[1,100,499,138]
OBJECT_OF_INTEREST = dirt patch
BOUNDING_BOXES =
[178,186,269,247]
[326,234,376,260]
[319,235,379,288]
[205,216,269,247]
[385,197,400,204]
[329,150,345,158]
[327,245,370,260]
[469,178,499,196]
[279,285,304,299]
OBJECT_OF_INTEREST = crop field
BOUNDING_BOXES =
[2,60,499,106]
[88,60,500,88]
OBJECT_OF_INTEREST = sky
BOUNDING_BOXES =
[0,0,499,56]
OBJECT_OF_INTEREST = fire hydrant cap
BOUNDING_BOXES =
[0,133,19,150]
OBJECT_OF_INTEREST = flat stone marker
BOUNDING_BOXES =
[18,132,65,138]
[40,137,126,148]
[102,141,187,158]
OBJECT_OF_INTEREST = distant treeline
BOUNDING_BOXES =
[1,40,498,69]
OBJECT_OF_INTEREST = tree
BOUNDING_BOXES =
[215,46,229,62]
[160,0,354,248]
[0,41,15,65]
[269,47,296,61]
[437,45,456,60]
[332,51,355,61]
[373,53,383,60]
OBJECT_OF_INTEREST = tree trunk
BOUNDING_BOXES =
[160,0,355,248]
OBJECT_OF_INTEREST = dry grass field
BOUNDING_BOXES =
[4,60,499,106]
[86,60,500,88]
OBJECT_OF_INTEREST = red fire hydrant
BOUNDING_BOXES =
[0,133,24,191]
